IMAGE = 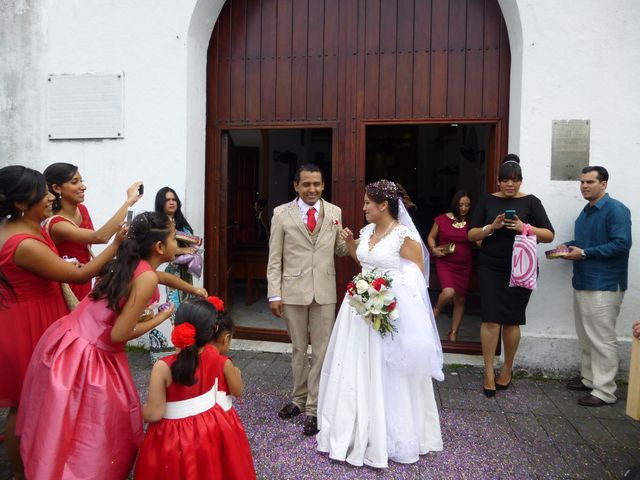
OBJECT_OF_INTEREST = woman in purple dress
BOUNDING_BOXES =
[427,191,473,342]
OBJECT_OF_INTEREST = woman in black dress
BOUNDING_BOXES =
[468,155,554,397]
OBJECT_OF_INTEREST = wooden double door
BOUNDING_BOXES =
[204,0,511,344]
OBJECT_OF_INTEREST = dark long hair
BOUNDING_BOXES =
[43,162,79,213]
[154,187,193,234]
[0,165,48,219]
[365,180,415,220]
[0,165,48,307]
[90,212,172,312]
[450,190,471,222]
[171,298,218,386]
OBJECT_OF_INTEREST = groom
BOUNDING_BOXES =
[267,163,349,436]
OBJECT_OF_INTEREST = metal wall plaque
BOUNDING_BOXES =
[551,120,590,180]
[47,73,124,139]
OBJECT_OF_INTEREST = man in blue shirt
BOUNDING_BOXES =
[561,166,632,406]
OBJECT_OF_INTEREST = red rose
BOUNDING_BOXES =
[207,295,225,312]
[387,301,397,312]
[346,281,356,295]
[172,322,196,349]
[371,277,387,291]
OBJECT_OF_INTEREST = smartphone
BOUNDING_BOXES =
[504,209,516,220]
[138,184,144,195]
[125,207,135,226]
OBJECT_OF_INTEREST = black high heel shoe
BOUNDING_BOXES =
[483,387,496,398]
[483,370,496,397]
[496,375,512,391]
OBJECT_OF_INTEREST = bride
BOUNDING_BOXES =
[317,179,444,468]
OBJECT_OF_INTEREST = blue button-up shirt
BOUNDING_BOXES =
[566,193,631,291]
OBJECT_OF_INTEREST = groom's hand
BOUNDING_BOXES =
[269,300,284,318]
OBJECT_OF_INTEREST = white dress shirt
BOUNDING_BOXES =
[298,197,320,223]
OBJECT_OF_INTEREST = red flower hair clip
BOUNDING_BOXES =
[207,295,225,312]
[172,322,196,350]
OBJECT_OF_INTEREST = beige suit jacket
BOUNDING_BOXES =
[267,199,349,305]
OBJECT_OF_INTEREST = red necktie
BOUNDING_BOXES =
[307,207,317,232]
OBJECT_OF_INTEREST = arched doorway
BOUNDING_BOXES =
[204,0,511,352]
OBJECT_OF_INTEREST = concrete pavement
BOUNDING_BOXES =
[2,349,640,479]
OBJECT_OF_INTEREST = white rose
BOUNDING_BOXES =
[356,279,369,294]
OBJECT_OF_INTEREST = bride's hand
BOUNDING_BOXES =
[340,227,355,244]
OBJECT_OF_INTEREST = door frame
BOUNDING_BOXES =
[206,119,501,353]
[205,123,338,343]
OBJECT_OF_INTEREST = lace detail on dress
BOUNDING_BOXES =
[393,225,422,250]
[358,223,375,238]
[356,224,416,273]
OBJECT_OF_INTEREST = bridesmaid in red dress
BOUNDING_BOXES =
[210,312,256,480]
[44,162,143,301]
[135,297,255,480]
[0,166,123,480]
[17,212,207,480]
[427,191,474,342]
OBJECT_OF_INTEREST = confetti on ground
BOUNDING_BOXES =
[1,351,639,479]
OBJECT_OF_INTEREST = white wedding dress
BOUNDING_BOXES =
[317,223,444,468]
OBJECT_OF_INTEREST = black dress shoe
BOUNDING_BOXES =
[578,394,609,407]
[303,416,319,436]
[278,402,302,419]
[566,378,590,391]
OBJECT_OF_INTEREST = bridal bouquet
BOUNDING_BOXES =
[346,269,399,337]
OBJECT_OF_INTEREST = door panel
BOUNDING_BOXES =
[206,0,511,350]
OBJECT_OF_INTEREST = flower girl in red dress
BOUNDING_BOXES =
[136,297,255,479]
[210,312,256,480]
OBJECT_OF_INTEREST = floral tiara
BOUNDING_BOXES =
[366,179,401,201]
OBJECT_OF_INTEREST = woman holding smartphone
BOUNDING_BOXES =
[44,162,143,300]
[468,155,554,397]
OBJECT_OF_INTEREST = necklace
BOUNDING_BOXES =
[372,221,397,240]
[447,213,466,229]
[368,220,397,251]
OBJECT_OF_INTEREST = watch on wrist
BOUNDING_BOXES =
[580,250,587,259]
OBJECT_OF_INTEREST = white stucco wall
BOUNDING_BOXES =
[1,0,224,250]
[499,0,640,372]
[2,0,639,372]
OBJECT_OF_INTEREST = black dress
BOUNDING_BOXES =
[469,194,554,325]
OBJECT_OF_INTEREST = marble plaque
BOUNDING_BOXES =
[47,73,124,139]
[551,120,590,180]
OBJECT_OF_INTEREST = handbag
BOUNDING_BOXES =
[173,250,203,278]
[509,224,538,290]
[438,242,456,255]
